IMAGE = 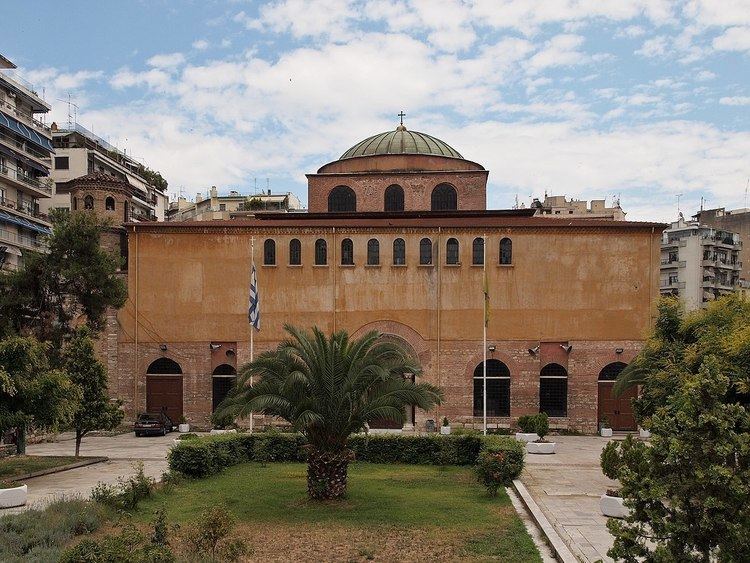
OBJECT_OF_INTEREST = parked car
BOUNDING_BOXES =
[134,412,174,437]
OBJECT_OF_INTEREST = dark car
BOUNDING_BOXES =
[134,412,173,437]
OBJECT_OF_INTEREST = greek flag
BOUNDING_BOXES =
[248,263,260,330]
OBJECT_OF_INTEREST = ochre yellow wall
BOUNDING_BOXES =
[119,226,660,346]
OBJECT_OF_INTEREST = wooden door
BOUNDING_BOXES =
[598,382,637,431]
[146,375,183,423]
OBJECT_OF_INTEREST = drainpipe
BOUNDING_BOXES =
[133,226,139,420]
[437,226,442,422]
[332,226,337,333]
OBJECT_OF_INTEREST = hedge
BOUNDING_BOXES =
[168,432,522,478]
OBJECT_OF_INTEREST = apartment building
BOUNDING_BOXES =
[660,216,742,310]
[531,194,626,220]
[167,186,302,221]
[0,55,53,270]
[42,123,168,221]
[694,207,750,283]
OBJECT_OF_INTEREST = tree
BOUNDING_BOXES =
[0,336,79,453]
[64,326,124,456]
[606,295,750,561]
[215,325,442,499]
[0,209,127,352]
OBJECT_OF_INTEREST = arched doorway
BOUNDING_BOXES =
[146,358,183,423]
[473,360,511,417]
[212,364,237,412]
[368,334,417,431]
[598,362,636,431]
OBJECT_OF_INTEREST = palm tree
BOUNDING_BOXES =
[215,325,442,499]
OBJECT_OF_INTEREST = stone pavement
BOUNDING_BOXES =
[8,432,174,511]
[521,435,622,562]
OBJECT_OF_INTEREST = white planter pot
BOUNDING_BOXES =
[0,484,27,509]
[526,441,556,454]
[600,494,629,518]
[639,428,651,439]
[440,426,451,435]
[178,424,190,433]
[515,432,540,443]
[209,428,237,435]
[600,428,613,437]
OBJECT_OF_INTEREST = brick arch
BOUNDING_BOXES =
[351,320,430,364]
[590,350,638,377]
[463,350,519,383]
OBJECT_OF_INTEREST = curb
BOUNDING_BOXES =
[513,479,578,563]
[10,456,109,483]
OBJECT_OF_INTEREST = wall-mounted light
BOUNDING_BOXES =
[488,345,496,352]
[560,344,573,354]
[210,343,222,351]
[615,347,624,354]
[159,344,167,352]
[528,345,540,355]
[226,349,236,357]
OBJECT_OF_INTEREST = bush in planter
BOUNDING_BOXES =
[517,415,537,434]
[533,414,549,441]
[599,416,611,430]
[475,437,525,497]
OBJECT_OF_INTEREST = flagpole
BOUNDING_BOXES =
[483,233,487,436]
[250,236,254,434]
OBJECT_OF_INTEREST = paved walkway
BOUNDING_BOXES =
[521,435,622,562]
[7,433,174,511]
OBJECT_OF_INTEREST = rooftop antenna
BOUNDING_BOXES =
[56,93,79,129]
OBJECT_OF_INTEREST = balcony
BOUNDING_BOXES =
[0,99,51,134]
[0,227,48,251]
[0,164,52,196]
[660,280,685,290]
[0,127,51,163]
[0,195,51,224]
[129,210,157,222]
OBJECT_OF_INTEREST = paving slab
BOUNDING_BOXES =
[521,435,623,562]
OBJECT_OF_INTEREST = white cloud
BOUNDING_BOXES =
[695,70,716,81]
[236,0,358,38]
[712,26,750,53]
[192,39,210,50]
[146,52,186,68]
[719,96,750,105]
[527,34,587,74]
[635,36,668,57]
[683,0,750,27]
[110,68,173,91]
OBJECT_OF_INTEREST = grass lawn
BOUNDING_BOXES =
[0,455,83,482]
[135,462,541,562]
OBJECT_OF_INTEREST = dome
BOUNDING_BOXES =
[339,126,463,160]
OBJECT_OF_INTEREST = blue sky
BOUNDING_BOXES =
[4,0,750,220]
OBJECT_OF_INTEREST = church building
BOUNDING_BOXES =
[114,121,664,434]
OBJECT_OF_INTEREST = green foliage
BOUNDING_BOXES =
[246,197,263,210]
[90,462,155,510]
[442,416,449,426]
[64,326,124,456]
[60,521,175,563]
[475,438,525,496]
[517,414,548,438]
[184,505,247,562]
[214,325,443,456]
[138,166,168,191]
[0,209,127,349]
[0,336,79,453]
[0,497,108,561]
[606,296,750,561]
[168,432,513,477]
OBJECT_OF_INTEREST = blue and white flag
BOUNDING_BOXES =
[248,263,260,331]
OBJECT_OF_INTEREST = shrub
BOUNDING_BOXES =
[517,415,536,433]
[176,432,199,441]
[0,497,108,560]
[517,414,549,439]
[534,414,549,440]
[60,521,175,563]
[90,462,155,510]
[475,437,525,496]
[349,434,484,465]
[185,505,247,562]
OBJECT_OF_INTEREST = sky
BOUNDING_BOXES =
[4,0,750,221]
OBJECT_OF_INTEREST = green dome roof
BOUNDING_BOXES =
[340,126,463,160]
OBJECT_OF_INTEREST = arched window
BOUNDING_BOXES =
[105,196,115,211]
[315,239,327,265]
[446,237,459,265]
[419,237,433,265]
[328,185,356,212]
[500,238,512,265]
[598,362,627,381]
[540,363,568,417]
[212,364,237,412]
[289,239,301,265]
[263,239,276,266]
[384,184,404,212]
[83,195,94,210]
[473,359,510,417]
[393,238,405,265]
[367,238,380,265]
[431,183,457,211]
[146,357,182,374]
[341,238,354,265]
[472,237,484,265]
